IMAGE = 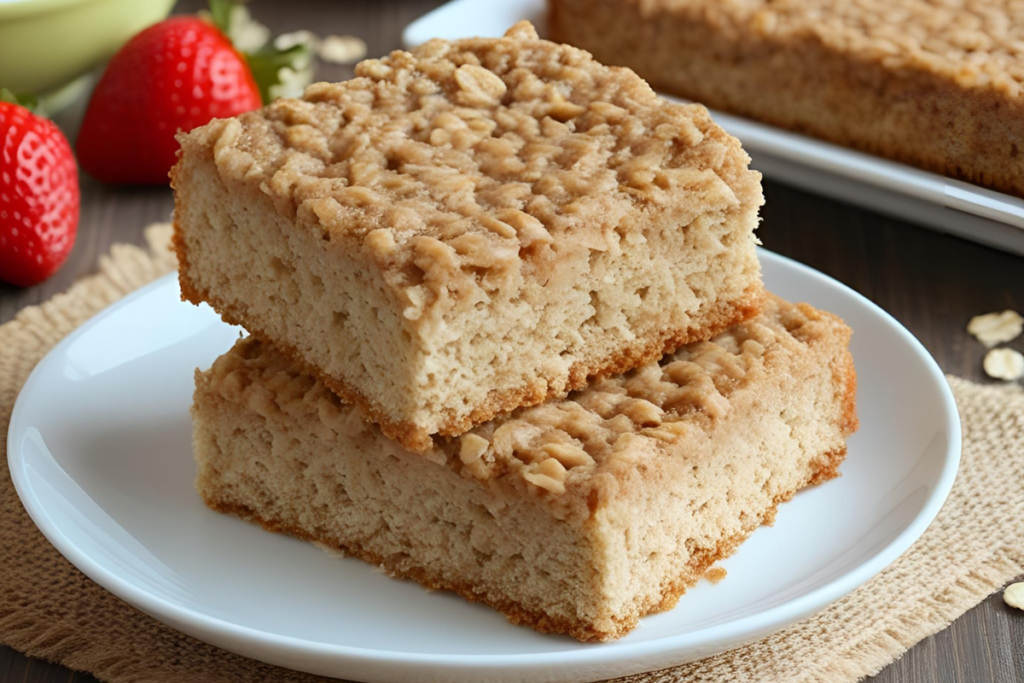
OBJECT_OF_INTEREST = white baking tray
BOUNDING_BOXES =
[404,0,1024,256]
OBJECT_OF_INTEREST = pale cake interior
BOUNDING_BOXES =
[176,155,761,451]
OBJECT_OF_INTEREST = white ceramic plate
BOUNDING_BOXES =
[8,252,959,683]
[403,0,1024,256]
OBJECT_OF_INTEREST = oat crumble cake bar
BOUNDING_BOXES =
[549,0,1024,198]
[172,22,765,452]
[191,295,857,641]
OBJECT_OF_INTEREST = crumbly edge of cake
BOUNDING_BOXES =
[192,292,844,494]
[191,296,858,641]
[175,223,765,452]
[548,0,1024,198]
[585,324,857,634]
[599,446,849,637]
[198,446,845,642]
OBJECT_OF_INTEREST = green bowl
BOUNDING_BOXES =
[0,0,175,96]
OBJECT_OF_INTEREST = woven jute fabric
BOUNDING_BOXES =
[1,224,1023,683]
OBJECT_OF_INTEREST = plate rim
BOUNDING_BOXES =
[7,251,962,674]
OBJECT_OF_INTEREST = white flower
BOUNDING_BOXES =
[319,35,368,65]
[275,30,321,52]
[268,66,312,101]
[227,4,271,53]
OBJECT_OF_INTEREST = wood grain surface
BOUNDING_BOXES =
[2,1,1023,681]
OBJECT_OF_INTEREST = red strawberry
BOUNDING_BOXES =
[0,99,79,287]
[76,16,261,185]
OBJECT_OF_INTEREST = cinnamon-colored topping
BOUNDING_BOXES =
[189,20,753,318]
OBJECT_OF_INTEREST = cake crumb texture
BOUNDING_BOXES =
[192,295,858,640]
[172,21,764,449]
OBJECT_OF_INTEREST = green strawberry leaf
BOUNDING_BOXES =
[0,88,40,113]
[208,0,234,35]
[207,0,315,104]
[246,41,315,104]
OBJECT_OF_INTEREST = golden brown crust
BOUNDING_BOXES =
[793,302,860,439]
[202,446,845,642]
[837,346,860,438]
[549,0,1024,198]
[176,228,764,453]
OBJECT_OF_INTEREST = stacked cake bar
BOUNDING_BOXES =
[173,22,858,641]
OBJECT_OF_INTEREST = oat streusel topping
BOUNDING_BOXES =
[207,298,829,496]
[641,0,1024,96]
[198,21,752,302]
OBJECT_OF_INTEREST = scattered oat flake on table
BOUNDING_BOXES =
[1004,582,1024,610]
[983,348,1024,381]
[319,35,368,64]
[967,310,1024,347]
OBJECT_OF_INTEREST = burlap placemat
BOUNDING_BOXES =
[2,223,1023,683]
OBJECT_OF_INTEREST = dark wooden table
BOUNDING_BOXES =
[3,1,1024,681]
